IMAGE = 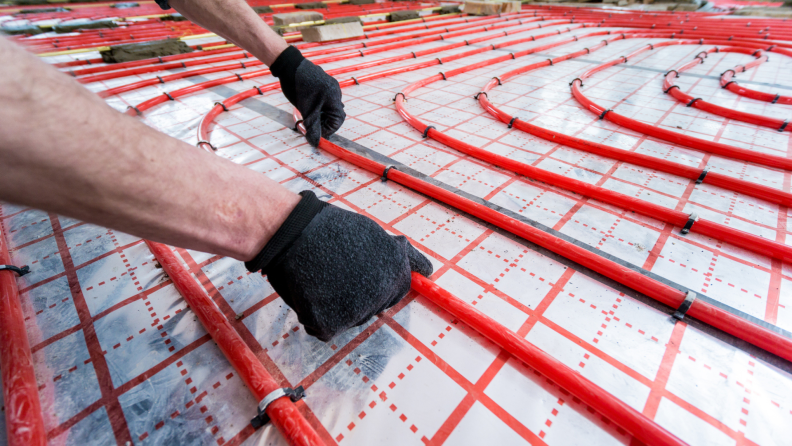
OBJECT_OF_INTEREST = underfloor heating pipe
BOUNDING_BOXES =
[126,18,584,115]
[720,51,792,105]
[663,46,792,130]
[90,11,547,93]
[478,40,792,207]
[144,241,325,446]
[0,229,46,446]
[571,43,792,171]
[394,35,792,263]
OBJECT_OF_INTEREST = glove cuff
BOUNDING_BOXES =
[270,45,305,80]
[245,190,328,274]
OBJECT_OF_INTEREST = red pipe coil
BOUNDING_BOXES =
[0,228,47,446]
[720,47,792,105]
[664,47,791,132]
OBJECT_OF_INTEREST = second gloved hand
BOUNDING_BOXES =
[270,46,345,147]
[246,191,433,342]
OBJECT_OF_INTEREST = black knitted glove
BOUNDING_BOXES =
[270,46,345,147]
[246,191,432,342]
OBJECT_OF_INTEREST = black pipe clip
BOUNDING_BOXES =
[214,101,228,111]
[772,94,781,104]
[680,212,698,234]
[156,75,165,84]
[127,105,142,116]
[474,92,488,100]
[598,109,612,120]
[686,98,702,107]
[648,43,654,50]
[569,78,583,87]
[780,120,789,133]
[672,291,697,321]
[664,85,680,94]
[235,73,244,82]
[721,69,736,78]
[547,59,554,66]
[196,140,217,151]
[164,91,175,101]
[696,167,709,184]
[0,265,30,277]
[722,81,736,89]
[493,76,502,86]
[621,56,628,63]
[393,92,406,102]
[437,58,443,65]
[381,165,398,182]
[508,116,519,129]
[440,72,447,80]
[251,386,305,429]
[422,125,436,138]
[352,77,360,85]
[240,61,247,69]
[665,70,679,78]
[255,86,264,95]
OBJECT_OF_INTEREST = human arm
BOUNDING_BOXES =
[165,0,346,146]
[0,37,299,261]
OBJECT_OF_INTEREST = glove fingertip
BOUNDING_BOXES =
[406,243,433,277]
[303,115,322,147]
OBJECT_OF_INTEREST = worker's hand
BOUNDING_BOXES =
[270,46,345,147]
[246,190,433,341]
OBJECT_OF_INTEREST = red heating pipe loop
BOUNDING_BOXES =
[145,241,324,446]
[95,13,552,97]
[128,19,581,115]
[409,273,685,446]
[720,47,792,105]
[571,41,792,171]
[0,230,46,446]
[395,38,792,264]
[664,47,791,132]
[478,42,792,207]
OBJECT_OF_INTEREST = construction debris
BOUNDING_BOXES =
[389,9,420,21]
[53,18,117,33]
[100,38,193,63]
[301,21,364,42]
[294,2,327,9]
[272,11,323,26]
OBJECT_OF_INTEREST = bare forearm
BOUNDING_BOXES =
[0,38,299,261]
[169,0,288,66]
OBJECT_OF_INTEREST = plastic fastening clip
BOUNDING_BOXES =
[598,109,612,120]
[214,101,228,111]
[437,57,443,64]
[508,116,519,129]
[240,61,247,69]
[780,120,789,133]
[547,59,554,66]
[352,77,360,85]
[664,85,680,94]
[569,78,583,87]
[672,291,697,321]
[681,212,698,234]
[250,386,305,429]
[0,265,30,277]
[393,92,406,102]
[621,55,628,63]
[381,165,398,182]
[440,72,447,80]
[696,167,709,184]
[422,125,436,138]
[474,92,488,100]
[721,69,736,78]
[686,98,702,107]
[127,105,142,116]
[156,75,165,84]
[772,94,781,104]
[648,43,654,50]
[493,76,502,86]
[665,70,679,78]
[255,86,264,95]
[235,73,244,81]
[196,140,217,151]
[164,92,175,101]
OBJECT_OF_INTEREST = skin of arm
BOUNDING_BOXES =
[168,0,289,66]
[0,37,300,261]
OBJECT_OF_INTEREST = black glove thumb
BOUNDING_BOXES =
[403,237,433,277]
[302,105,323,148]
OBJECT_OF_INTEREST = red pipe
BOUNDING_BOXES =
[144,242,324,446]
[0,228,46,446]
[720,47,792,105]
[392,36,792,264]
[570,42,792,171]
[410,273,685,446]
[477,40,792,208]
[664,47,790,132]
